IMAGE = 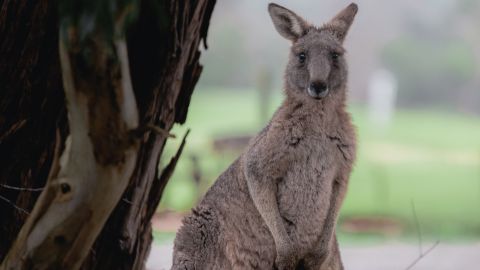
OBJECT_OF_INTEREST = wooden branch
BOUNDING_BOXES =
[147,129,190,219]
[405,241,440,270]
[1,6,139,270]
[404,200,440,270]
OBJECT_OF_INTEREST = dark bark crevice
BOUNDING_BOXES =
[0,0,65,260]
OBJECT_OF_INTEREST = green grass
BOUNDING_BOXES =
[153,231,176,244]
[159,87,480,241]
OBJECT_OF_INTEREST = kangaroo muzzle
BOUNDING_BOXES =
[307,81,329,99]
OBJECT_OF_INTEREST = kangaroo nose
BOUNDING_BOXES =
[307,81,329,98]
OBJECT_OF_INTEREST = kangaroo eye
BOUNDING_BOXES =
[298,52,306,63]
[330,52,340,61]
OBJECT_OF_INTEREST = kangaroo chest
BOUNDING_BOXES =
[277,135,339,212]
[274,114,354,225]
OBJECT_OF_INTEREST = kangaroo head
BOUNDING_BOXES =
[268,3,358,102]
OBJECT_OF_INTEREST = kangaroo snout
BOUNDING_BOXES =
[307,81,329,99]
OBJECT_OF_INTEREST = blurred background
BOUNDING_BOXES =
[152,0,480,268]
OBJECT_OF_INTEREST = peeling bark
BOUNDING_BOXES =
[0,0,216,269]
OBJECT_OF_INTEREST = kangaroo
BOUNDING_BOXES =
[172,3,358,270]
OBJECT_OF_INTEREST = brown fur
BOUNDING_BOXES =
[172,3,358,270]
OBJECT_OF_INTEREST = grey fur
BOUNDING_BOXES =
[172,3,358,270]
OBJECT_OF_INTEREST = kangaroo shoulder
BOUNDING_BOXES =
[242,122,296,179]
[326,115,357,164]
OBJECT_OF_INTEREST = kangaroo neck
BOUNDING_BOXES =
[280,87,347,128]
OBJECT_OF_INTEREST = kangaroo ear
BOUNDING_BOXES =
[326,3,358,42]
[268,3,309,41]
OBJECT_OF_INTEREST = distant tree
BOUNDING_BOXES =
[382,36,475,109]
[0,0,216,269]
[382,1,480,112]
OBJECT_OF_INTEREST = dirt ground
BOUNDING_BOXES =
[148,242,480,270]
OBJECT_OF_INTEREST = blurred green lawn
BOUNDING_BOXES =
[159,87,480,241]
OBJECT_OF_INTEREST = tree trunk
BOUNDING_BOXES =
[0,0,216,269]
